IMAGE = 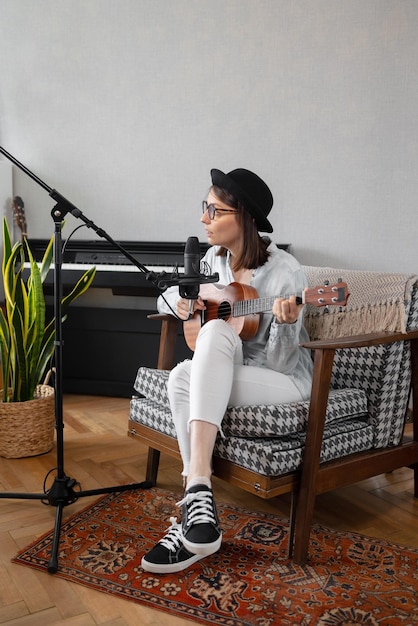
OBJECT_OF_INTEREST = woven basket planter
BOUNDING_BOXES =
[0,384,55,458]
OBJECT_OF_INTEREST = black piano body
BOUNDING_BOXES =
[27,238,209,296]
[24,239,290,397]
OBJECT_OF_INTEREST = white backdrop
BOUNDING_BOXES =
[0,0,417,273]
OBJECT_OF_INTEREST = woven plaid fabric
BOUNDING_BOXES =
[302,266,417,337]
[134,367,170,405]
[130,397,373,476]
[330,342,406,447]
[389,280,418,443]
[407,281,418,330]
[222,388,367,437]
[214,418,373,476]
[133,369,368,437]
[130,397,176,438]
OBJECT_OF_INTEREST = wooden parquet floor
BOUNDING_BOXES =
[0,394,417,625]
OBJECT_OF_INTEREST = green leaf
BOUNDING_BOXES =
[40,236,54,283]
[0,217,95,402]
[11,304,28,401]
[61,267,96,312]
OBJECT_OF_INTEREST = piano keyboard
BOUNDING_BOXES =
[24,262,181,274]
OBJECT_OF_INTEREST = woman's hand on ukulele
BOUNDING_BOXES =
[272,294,303,324]
[176,295,206,320]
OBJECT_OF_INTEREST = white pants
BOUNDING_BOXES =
[167,319,302,477]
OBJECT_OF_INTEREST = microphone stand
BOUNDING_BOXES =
[0,146,160,573]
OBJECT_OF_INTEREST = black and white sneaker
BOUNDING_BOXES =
[141,517,204,573]
[177,484,222,556]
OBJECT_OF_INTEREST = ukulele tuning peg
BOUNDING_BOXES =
[338,277,343,283]
[324,279,330,286]
[323,306,330,314]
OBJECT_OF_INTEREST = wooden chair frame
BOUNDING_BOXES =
[128,314,418,564]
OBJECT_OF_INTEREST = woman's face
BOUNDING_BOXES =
[201,189,244,254]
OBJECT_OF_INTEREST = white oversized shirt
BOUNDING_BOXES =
[157,241,313,399]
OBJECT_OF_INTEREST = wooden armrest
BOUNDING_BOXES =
[147,313,180,370]
[147,313,177,322]
[301,328,418,351]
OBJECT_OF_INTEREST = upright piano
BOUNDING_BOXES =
[26,239,290,397]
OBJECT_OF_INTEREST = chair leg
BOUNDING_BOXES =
[287,490,297,559]
[292,348,335,565]
[146,448,160,485]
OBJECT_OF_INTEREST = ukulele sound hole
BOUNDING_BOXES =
[217,301,232,321]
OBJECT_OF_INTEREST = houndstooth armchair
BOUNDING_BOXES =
[128,266,418,564]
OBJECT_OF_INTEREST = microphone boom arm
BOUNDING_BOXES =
[156,271,219,291]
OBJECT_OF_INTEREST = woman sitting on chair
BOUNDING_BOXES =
[141,168,313,573]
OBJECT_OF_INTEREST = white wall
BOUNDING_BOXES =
[0,0,417,273]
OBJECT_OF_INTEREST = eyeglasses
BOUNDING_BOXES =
[202,201,238,220]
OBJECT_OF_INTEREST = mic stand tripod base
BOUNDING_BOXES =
[45,476,153,574]
[0,474,153,574]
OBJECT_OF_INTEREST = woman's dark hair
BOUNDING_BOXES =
[211,185,270,271]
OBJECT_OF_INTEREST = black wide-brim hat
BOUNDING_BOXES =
[211,168,273,233]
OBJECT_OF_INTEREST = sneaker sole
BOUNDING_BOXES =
[141,552,203,574]
[182,533,222,556]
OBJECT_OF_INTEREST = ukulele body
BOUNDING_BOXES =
[183,282,259,350]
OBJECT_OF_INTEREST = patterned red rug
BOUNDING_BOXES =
[12,487,418,625]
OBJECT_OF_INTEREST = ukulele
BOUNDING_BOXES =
[12,196,27,240]
[183,280,349,351]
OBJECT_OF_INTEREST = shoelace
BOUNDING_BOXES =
[177,490,217,526]
[159,517,183,551]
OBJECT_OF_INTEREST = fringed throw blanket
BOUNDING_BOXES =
[302,266,418,340]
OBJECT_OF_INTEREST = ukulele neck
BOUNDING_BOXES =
[232,294,303,317]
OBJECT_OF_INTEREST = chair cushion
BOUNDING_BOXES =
[130,396,373,476]
[131,397,176,438]
[133,366,369,438]
[134,367,170,406]
[215,418,373,475]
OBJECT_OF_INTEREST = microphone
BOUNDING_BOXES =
[179,236,201,300]
[151,236,219,293]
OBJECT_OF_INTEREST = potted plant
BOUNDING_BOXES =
[0,217,96,457]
